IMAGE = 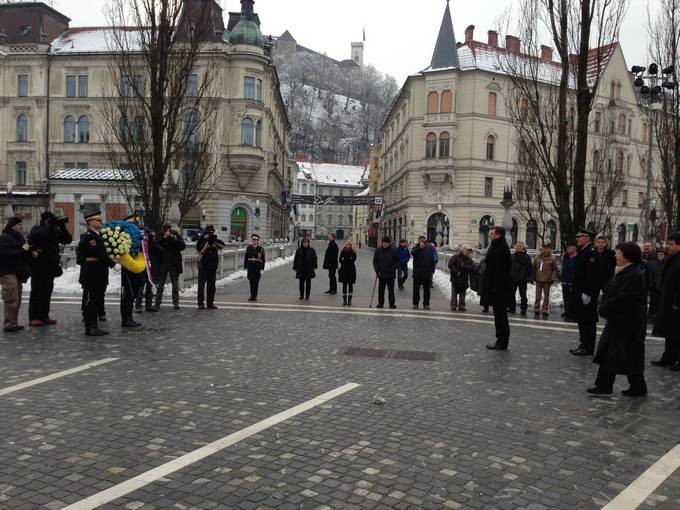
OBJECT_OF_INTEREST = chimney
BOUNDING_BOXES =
[541,45,553,61]
[464,25,475,43]
[505,35,520,52]
[487,30,498,47]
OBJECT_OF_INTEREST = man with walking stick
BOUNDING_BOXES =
[372,237,400,309]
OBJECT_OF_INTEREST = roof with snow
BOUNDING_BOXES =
[50,27,140,54]
[357,187,369,197]
[430,0,459,70]
[50,168,133,181]
[296,162,367,187]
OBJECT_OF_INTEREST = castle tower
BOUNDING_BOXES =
[351,41,364,67]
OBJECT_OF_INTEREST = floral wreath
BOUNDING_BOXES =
[101,220,147,273]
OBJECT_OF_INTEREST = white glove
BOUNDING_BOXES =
[581,294,591,305]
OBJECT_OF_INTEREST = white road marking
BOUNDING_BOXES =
[0,358,118,397]
[62,382,360,510]
[603,444,680,510]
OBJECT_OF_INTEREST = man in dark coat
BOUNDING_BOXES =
[595,236,616,290]
[508,241,532,315]
[154,224,186,310]
[448,246,474,311]
[482,227,513,350]
[411,235,434,310]
[244,234,265,301]
[373,237,400,309]
[570,227,601,356]
[560,242,578,321]
[196,225,225,309]
[589,242,647,396]
[651,233,680,369]
[293,238,317,300]
[322,233,339,294]
[77,211,116,336]
[0,217,31,332]
[27,210,72,326]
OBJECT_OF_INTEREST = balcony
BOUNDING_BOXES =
[228,144,265,189]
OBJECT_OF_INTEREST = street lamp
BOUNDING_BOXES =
[631,63,676,242]
[168,169,181,228]
[500,177,515,247]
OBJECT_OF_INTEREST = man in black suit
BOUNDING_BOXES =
[482,227,513,350]
[323,233,339,294]
[570,227,601,356]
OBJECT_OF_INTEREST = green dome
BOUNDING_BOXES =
[230,19,263,47]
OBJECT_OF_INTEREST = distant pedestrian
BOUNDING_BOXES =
[508,241,532,315]
[196,225,225,309]
[646,249,665,323]
[651,233,680,369]
[323,233,339,295]
[533,243,558,317]
[293,238,317,300]
[589,242,648,396]
[570,227,600,356]
[338,240,357,306]
[0,217,31,332]
[411,235,434,310]
[560,242,578,321]
[244,234,265,301]
[397,239,410,290]
[154,224,186,310]
[373,236,400,309]
[27,210,72,326]
[482,227,512,350]
[596,236,616,290]
[448,246,474,311]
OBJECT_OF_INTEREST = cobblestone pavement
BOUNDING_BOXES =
[1,244,679,509]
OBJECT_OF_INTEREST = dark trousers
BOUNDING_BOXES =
[198,269,217,306]
[342,282,354,294]
[378,277,395,306]
[82,287,106,319]
[299,278,311,299]
[508,282,528,313]
[577,321,597,351]
[120,270,141,321]
[249,274,261,299]
[328,268,337,292]
[135,274,154,310]
[493,305,510,346]
[398,263,408,289]
[155,266,180,308]
[413,278,430,306]
[562,283,575,318]
[659,337,680,364]
[29,273,54,321]
[595,366,647,392]
[648,291,660,319]
[83,285,106,331]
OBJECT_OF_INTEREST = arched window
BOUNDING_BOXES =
[231,207,247,241]
[632,223,639,242]
[618,114,626,135]
[301,214,306,222]
[440,90,452,113]
[427,91,439,114]
[594,111,601,133]
[16,114,28,142]
[77,115,90,143]
[511,218,518,245]
[615,150,624,174]
[526,219,538,249]
[241,117,254,145]
[593,149,601,172]
[301,183,307,194]
[185,111,199,151]
[255,120,262,147]
[438,132,450,158]
[486,135,495,160]
[426,132,437,158]
[64,115,76,143]
[488,92,497,116]
[546,220,557,246]
[617,223,627,243]
[338,215,343,226]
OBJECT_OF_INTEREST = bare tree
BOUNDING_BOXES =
[100,0,220,232]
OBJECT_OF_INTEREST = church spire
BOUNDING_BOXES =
[430,0,459,70]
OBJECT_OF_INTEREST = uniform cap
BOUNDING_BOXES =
[575,226,594,238]
[251,234,260,240]
[84,210,102,223]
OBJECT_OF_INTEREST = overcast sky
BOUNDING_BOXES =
[52,0,659,85]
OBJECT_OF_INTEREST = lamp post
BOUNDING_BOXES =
[5,181,14,219]
[631,63,676,242]
[500,177,515,247]
[168,169,181,230]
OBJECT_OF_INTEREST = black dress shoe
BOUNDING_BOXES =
[376,304,384,309]
[389,305,397,309]
[207,305,218,309]
[122,320,138,328]
[131,320,141,327]
[571,348,594,356]
[569,345,585,354]
[651,359,672,367]
[324,290,331,294]
[86,328,109,337]
[587,386,612,395]
[198,304,206,309]
[3,326,21,333]
[486,343,508,350]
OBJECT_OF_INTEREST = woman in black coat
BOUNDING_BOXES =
[293,238,317,300]
[651,232,680,368]
[338,240,357,306]
[589,242,647,396]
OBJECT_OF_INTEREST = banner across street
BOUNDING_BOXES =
[291,194,383,206]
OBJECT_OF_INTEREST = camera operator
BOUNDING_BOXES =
[196,225,225,309]
[28,211,72,326]
[154,224,186,310]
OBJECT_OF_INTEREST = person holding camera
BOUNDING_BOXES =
[27,210,72,326]
[154,224,186,310]
[196,225,225,309]
[0,217,32,332]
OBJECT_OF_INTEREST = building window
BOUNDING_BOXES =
[244,77,256,99]
[255,120,262,147]
[122,75,144,97]
[520,98,529,120]
[78,75,88,97]
[256,79,263,101]
[185,111,199,151]
[526,219,538,249]
[426,133,437,158]
[427,91,439,114]
[593,149,600,172]
[618,114,626,135]
[187,74,198,97]
[18,75,28,97]
[594,112,601,133]
[78,116,90,143]
[484,177,493,198]
[488,92,497,116]
[338,216,343,226]
[440,90,452,113]
[64,115,76,143]
[518,140,528,165]
[486,136,495,160]
[66,75,76,97]
[16,114,28,142]
[638,192,645,209]
[610,81,616,98]
[438,132,450,158]
[77,162,88,169]
[15,161,27,186]
[626,154,632,175]
[241,117,254,145]
[622,189,628,207]
[642,122,648,143]
[301,183,307,194]
[327,214,333,225]
[615,150,624,174]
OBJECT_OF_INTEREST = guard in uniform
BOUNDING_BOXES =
[120,214,143,328]
[570,227,601,356]
[77,210,116,336]
[244,234,265,301]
